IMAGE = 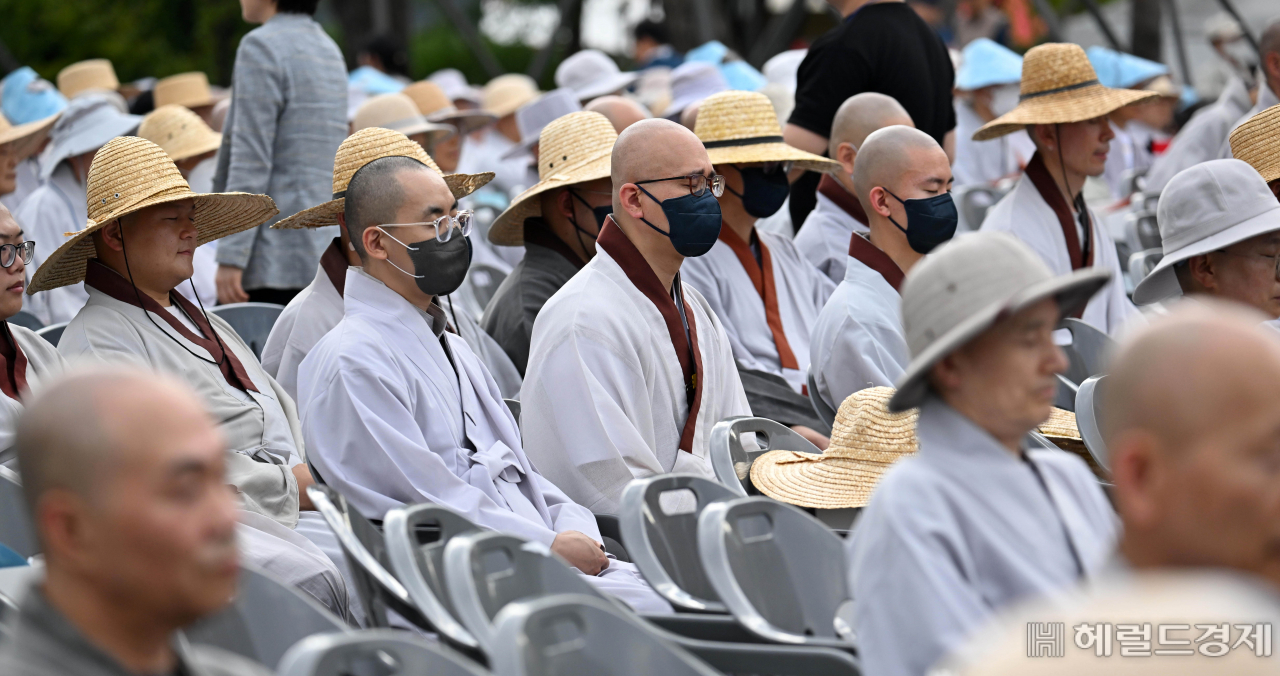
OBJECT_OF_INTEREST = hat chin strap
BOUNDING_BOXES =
[1052,125,1092,265]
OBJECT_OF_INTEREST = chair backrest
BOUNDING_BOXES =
[618,474,735,613]
[0,466,36,559]
[207,302,285,359]
[957,184,1003,231]
[382,504,483,651]
[184,566,349,670]
[8,311,42,332]
[491,594,721,676]
[277,629,490,676]
[35,322,67,347]
[709,417,822,496]
[443,530,606,657]
[806,369,836,430]
[1075,375,1110,472]
[1062,318,1116,380]
[307,486,428,631]
[1127,248,1162,284]
[697,497,854,649]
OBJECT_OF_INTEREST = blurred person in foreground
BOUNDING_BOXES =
[848,232,1116,676]
[213,0,347,307]
[0,368,270,676]
[1230,104,1280,201]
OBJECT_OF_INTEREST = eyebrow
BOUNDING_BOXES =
[164,459,209,480]
[0,230,23,241]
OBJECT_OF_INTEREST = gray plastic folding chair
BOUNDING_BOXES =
[8,311,42,332]
[618,474,736,613]
[277,629,490,676]
[184,566,349,670]
[382,503,483,653]
[1062,318,1116,380]
[1075,374,1110,473]
[503,398,521,423]
[0,466,36,559]
[806,369,836,430]
[207,302,284,359]
[709,417,822,497]
[34,322,67,348]
[698,497,855,651]
[1127,248,1162,284]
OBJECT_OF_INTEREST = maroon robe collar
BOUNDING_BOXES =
[717,225,799,370]
[818,174,868,226]
[320,237,348,296]
[1024,152,1093,270]
[597,217,703,453]
[0,322,29,401]
[84,260,260,393]
[848,233,904,292]
[523,217,586,269]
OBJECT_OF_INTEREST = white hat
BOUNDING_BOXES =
[38,94,141,181]
[555,49,639,101]
[352,92,454,144]
[762,49,806,93]
[430,68,482,105]
[1132,159,1280,305]
[890,232,1111,412]
[499,88,582,159]
[665,61,728,118]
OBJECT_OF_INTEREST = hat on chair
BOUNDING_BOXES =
[273,127,493,230]
[28,136,278,294]
[1132,159,1280,305]
[889,232,1112,412]
[138,105,221,163]
[153,72,216,109]
[694,90,839,173]
[401,80,497,136]
[1229,104,1280,185]
[57,59,120,99]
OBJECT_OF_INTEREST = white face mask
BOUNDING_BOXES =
[991,84,1022,118]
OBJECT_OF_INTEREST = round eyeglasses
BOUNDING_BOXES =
[634,173,725,198]
[378,210,474,242]
[0,241,34,269]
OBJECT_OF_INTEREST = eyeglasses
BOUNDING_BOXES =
[634,173,725,198]
[378,210,474,242]
[0,241,34,269]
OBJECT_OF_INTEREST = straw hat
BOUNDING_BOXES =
[352,93,455,145]
[28,136,277,294]
[138,105,222,164]
[973,43,1158,141]
[402,80,496,135]
[57,59,120,99]
[481,74,539,118]
[1036,407,1107,479]
[154,72,215,109]
[1229,104,1280,184]
[273,127,493,230]
[499,88,582,159]
[0,112,58,161]
[488,111,616,246]
[694,91,839,173]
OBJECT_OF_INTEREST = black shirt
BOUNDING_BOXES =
[788,2,956,145]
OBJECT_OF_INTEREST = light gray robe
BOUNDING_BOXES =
[0,324,66,467]
[1145,76,1252,194]
[15,163,89,325]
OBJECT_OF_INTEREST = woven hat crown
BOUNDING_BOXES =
[1229,104,1280,184]
[1019,43,1100,98]
[58,59,118,98]
[331,127,442,195]
[86,136,191,225]
[694,90,781,144]
[826,387,918,460]
[353,93,427,132]
[402,81,451,116]
[536,111,617,181]
[482,74,538,115]
[154,72,213,109]
[138,104,220,162]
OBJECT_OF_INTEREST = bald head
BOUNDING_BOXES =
[1262,19,1280,57]
[611,118,708,194]
[829,93,914,158]
[852,125,948,208]
[585,95,651,133]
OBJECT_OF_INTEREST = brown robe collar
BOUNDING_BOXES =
[320,237,349,296]
[597,217,703,453]
[84,260,259,393]
[0,322,29,401]
[817,174,868,226]
[847,233,904,292]
[523,217,586,270]
[717,225,800,370]
[1024,151,1093,270]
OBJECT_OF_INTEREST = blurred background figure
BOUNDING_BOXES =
[351,92,454,160]
[952,38,1035,189]
[633,19,683,70]
[584,95,650,133]
[402,79,497,173]
[1087,46,1174,199]
[555,49,639,103]
[1204,13,1260,99]
[152,72,219,126]
[56,59,127,114]
[0,67,64,213]
[429,68,484,111]
[455,73,539,198]
[664,61,728,124]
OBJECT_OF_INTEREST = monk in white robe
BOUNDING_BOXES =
[1144,76,1252,194]
[1219,24,1280,159]
[522,119,751,513]
[297,155,667,613]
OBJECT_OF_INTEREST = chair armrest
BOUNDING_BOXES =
[643,614,758,643]
[671,635,860,676]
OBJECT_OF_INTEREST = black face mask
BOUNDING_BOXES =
[884,189,958,254]
[379,228,473,296]
[727,165,791,218]
[568,189,611,232]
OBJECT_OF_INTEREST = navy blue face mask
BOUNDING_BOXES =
[637,185,723,257]
[726,165,790,218]
[884,189,958,254]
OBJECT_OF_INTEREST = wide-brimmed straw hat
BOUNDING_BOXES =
[273,127,493,230]
[751,387,918,509]
[481,74,540,118]
[154,72,216,109]
[694,90,839,173]
[499,88,582,159]
[1230,104,1280,185]
[1132,159,1280,305]
[402,81,496,136]
[973,43,1158,142]
[0,112,58,161]
[353,93,455,146]
[138,105,221,164]
[57,59,120,99]
[890,232,1112,412]
[28,136,277,294]
[489,110,616,246]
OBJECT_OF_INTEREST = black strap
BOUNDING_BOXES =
[670,273,697,408]
[1020,79,1100,101]
[703,135,784,149]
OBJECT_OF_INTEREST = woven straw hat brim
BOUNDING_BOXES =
[28,189,277,294]
[488,152,611,246]
[705,141,840,174]
[1229,104,1280,184]
[271,171,494,230]
[0,113,58,159]
[974,85,1158,141]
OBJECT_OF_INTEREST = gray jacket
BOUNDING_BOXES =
[213,13,347,291]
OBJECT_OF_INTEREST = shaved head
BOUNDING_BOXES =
[829,93,914,158]
[852,125,947,207]
[1262,19,1280,57]
[585,95,651,133]
[611,118,708,198]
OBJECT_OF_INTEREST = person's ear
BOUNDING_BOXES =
[1187,254,1218,291]
[362,227,389,261]
[1108,430,1164,529]
[336,212,347,228]
[868,186,893,219]
[618,183,646,219]
[556,190,576,220]
[37,490,98,572]
[928,353,963,395]
[836,142,857,176]
[99,219,125,253]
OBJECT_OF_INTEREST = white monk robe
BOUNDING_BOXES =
[848,396,1117,676]
[0,322,66,468]
[980,153,1139,335]
[262,238,522,402]
[16,163,90,325]
[295,268,669,613]
[808,234,908,412]
[56,260,351,619]
[1145,76,1252,194]
[952,100,1035,189]
[521,218,752,513]
[681,223,835,395]
[1220,82,1279,159]
[794,175,870,284]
